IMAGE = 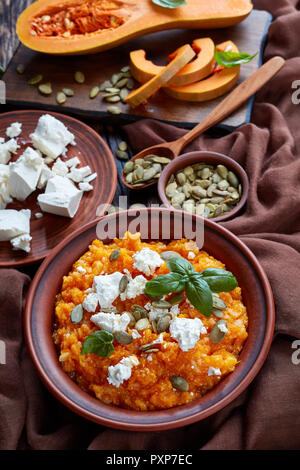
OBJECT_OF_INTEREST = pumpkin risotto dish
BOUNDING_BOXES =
[53,232,248,411]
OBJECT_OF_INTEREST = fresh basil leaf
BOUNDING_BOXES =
[145,272,186,296]
[81,330,114,358]
[152,0,186,8]
[166,257,195,277]
[198,268,238,293]
[185,276,213,317]
[214,49,258,68]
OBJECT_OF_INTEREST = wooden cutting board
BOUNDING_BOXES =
[3,9,271,130]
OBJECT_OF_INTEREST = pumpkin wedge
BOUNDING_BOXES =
[17,0,253,55]
[130,38,215,87]
[164,41,240,102]
[125,44,196,108]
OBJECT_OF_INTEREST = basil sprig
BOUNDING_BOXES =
[152,0,186,9]
[145,258,238,317]
[214,49,258,68]
[81,330,114,358]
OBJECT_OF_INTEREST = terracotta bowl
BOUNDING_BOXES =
[25,208,274,431]
[158,151,249,223]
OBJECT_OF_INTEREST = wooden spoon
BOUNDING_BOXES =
[122,56,285,190]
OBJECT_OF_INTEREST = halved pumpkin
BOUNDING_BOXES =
[130,38,215,87]
[164,41,240,102]
[125,44,195,108]
[17,0,253,55]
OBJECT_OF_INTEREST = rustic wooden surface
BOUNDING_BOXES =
[4,9,271,128]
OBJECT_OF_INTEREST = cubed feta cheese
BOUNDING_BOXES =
[83,293,98,313]
[45,175,78,195]
[66,157,80,168]
[8,147,43,201]
[0,209,31,241]
[37,190,82,218]
[83,172,97,183]
[10,233,32,253]
[68,166,92,183]
[37,165,53,190]
[79,182,93,192]
[6,122,22,138]
[30,114,76,160]
[92,272,124,309]
[52,158,69,177]
[133,247,164,276]
[107,356,139,388]
[169,317,207,352]
[0,139,19,164]
[90,312,130,333]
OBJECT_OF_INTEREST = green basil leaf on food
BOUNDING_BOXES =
[81,330,114,358]
[166,257,195,277]
[152,0,186,8]
[198,268,238,293]
[185,276,213,317]
[145,272,186,296]
[214,49,258,68]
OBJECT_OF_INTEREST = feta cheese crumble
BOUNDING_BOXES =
[82,293,98,312]
[208,367,222,376]
[217,322,228,334]
[107,356,139,388]
[120,274,147,301]
[133,247,164,276]
[93,272,123,309]
[91,312,130,333]
[0,139,19,165]
[169,317,207,352]
[188,251,196,260]
[6,122,22,138]
[10,233,32,253]
[0,209,31,241]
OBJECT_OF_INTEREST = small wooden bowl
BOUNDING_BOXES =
[158,151,249,223]
[25,208,274,431]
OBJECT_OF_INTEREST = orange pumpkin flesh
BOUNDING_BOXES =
[164,41,240,102]
[17,0,253,55]
[130,38,215,87]
[125,44,195,108]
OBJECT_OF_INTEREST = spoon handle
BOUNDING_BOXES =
[174,56,285,153]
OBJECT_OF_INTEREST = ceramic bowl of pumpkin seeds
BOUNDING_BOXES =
[158,151,249,222]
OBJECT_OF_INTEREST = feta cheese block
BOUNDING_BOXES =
[37,190,82,218]
[0,139,19,164]
[92,272,124,309]
[133,247,164,276]
[0,209,31,241]
[10,233,32,253]
[8,147,43,201]
[45,175,78,195]
[30,114,76,160]
[107,356,139,388]
[169,317,207,352]
[52,158,69,177]
[82,293,98,313]
[91,312,131,333]
[6,122,22,138]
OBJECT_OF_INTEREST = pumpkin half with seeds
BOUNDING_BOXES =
[53,231,248,411]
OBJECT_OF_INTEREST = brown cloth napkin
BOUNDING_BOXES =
[1,0,300,450]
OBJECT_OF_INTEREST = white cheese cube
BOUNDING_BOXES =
[8,160,41,202]
[83,172,97,183]
[37,190,82,218]
[92,272,124,309]
[79,182,93,192]
[37,165,53,190]
[52,158,69,177]
[45,175,78,195]
[82,293,98,313]
[66,157,80,168]
[68,166,91,183]
[0,209,31,241]
[90,312,131,334]
[21,147,44,169]
[169,317,207,352]
[30,114,76,160]
[0,139,19,164]
[10,233,32,253]
[6,122,22,138]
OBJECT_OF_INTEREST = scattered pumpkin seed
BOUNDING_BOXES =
[16,64,25,75]
[74,71,85,84]
[145,293,163,301]
[105,95,121,103]
[116,150,129,161]
[140,341,160,352]
[105,87,120,93]
[127,78,134,89]
[135,318,151,331]
[121,66,130,73]
[114,330,133,344]
[124,161,134,174]
[28,74,43,85]
[144,348,160,353]
[170,376,189,392]
[152,300,172,309]
[160,251,181,261]
[119,141,128,151]
[168,292,185,305]
[56,91,66,105]
[120,88,129,101]
[100,80,113,91]
[38,82,52,95]
[157,315,171,333]
[70,304,83,324]
[90,86,100,99]
[109,249,120,262]
[131,305,148,319]
[151,320,158,334]
[209,320,228,344]
[115,78,128,88]
[127,312,136,328]
[107,105,121,115]
[62,88,74,97]
[111,73,122,85]
[119,274,129,293]
[212,293,227,310]
[212,308,224,319]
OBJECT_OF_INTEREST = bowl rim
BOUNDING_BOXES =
[158,151,249,223]
[24,207,274,431]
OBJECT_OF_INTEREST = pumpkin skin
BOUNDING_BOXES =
[17,0,253,56]
[164,41,241,102]
[130,38,215,87]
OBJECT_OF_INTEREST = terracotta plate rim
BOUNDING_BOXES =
[24,208,275,431]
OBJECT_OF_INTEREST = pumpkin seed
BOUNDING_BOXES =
[152,300,171,309]
[119,274,129,293]
[144,348,160,353]
[195,203,205,216]
[74,71,85,84]
[147,155,171,165]
[100,80,113,91]
[126,173,133,184]
[151,320,158,333]
[160,251,181,261]
[105,95,121,103]
[209,320,228,344]
[118,141,128,151]
[16,64,25,74]
[120,88,129,100]
[116,150,129,161]
[121,66,130,73]
[28,74,43,85]
[212,308,224,319]
[101,307,118,313]
[212,293,227,310]
[145,293,163,301]
[201,167,211,179]
[107,105,121,114]
[170,376,189,392]
[38,82,52,95]
[227,171,239,188]
[105,87,120,93]
[135,318,151,331]
[191,186,207,199]
[131,305,148,319]
[140,341,160,351]
[216,164,228,179]
[168,292,185,305]
[124,161,134,174]
[171,192,185,206]
[111,73,122,85]
[110,249,120,262]
[143,167,158,181]
[56,92,66,104]
[70,304,83,324]
[176,172,186,186]
[114,330,133,344]
[127,312,136,328]
[157,315,171,333]
[62,88,74,97]
[90,86,100,99]
[115,78,128,88]
[127,78,134,89]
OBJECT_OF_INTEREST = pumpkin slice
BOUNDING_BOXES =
[17,0,253,55]
[164,41,240,102]
[125,44,195,108]
[130,38,215,87]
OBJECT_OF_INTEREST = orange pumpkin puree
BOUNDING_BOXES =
[53,232,248,411]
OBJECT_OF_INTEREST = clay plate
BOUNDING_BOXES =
[158,151,249,223]
[25,208,274,431]
[0,109,117,267]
